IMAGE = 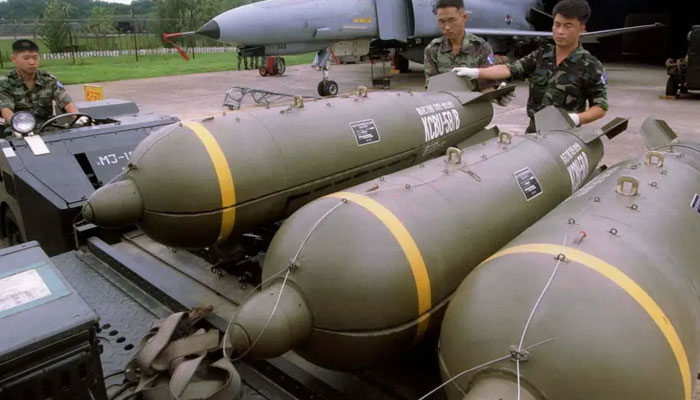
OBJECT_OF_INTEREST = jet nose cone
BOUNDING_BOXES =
[196,19,220,40]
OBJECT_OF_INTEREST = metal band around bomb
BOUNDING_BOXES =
[185,122,236,243]
[327,192,432,341]
[483,244,692,400]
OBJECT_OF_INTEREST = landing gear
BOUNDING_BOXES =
[317,80,338,96]
[665,76,679,96]
[313,47,339,97]
[393,53,409,73]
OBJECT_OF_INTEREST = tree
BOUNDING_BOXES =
[37,0,72,53]
[86,6,116,38]
[154,0,227,47]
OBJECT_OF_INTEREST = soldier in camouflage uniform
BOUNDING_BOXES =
[453,0,608,132]
[423,0,498,91]
[508,43,608,132]
[0,39,78,132]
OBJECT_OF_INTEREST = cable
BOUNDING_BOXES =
[231,268,291,361]
[222,200,343,361]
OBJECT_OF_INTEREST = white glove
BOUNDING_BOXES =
[452,67,480,79]
[74,116,90,127]
[568,113,581,127]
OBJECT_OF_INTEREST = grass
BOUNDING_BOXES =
[0,51,316,85]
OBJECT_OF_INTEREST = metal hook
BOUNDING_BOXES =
[616,176,639,196]
[446,147,462,164]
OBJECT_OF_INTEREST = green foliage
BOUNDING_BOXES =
[0,0,47,21]
[37,0,72,53]
[152,0,262,47]
[0,0,156,21]
[86,6,116,37]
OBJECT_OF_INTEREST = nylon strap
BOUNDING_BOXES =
[125,308,241,400]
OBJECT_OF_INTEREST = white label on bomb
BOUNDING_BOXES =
[561,143,589,192]
[417,102,460,142]
[567,152,589,193]
[420,109,461,142]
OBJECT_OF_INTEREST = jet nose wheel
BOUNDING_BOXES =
[318,80,338,96]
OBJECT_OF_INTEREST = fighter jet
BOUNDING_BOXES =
[195,0,661,96]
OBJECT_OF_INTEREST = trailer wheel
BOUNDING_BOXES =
[275,57,286,75]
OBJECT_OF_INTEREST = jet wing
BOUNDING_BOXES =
[466,28,552,38]
[580,23,665,43]
[465,23,663,43]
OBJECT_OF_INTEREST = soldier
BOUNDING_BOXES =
[453,0,608,132]
[424,0,499,92]
[0,39,80,132]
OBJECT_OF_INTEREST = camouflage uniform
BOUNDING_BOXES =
[508,43,609,132]
[0,68,73,126]
[424,31,497,90]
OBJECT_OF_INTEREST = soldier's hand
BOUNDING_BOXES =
[568,113,581,127]
[73,116,90,127]
[495,82,515,107]
[452,67,480,79]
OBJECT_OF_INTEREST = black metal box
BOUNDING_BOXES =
[0,241,106,400]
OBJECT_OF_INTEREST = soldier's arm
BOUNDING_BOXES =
[474,64,511,81]
[462,48,539,81]
[51,77,74,113]
[423,44,440,87]
[476,42,499,91]
[505,48,540,80]
[576,105,606,125]
[577,62,609,125]
[0,79,14,122]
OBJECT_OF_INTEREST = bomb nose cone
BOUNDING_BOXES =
[83,180,142,229]
[230,282,312,359]
[462,378,537,400]
[196,19,220,40]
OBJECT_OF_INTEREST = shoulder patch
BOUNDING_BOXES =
[600,71,608,85]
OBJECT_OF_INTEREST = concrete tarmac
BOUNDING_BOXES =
[66,61,699,167]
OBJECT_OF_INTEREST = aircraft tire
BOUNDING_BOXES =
[317,81,327,96]
[259,66,268,77]
[325,81,338,96]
